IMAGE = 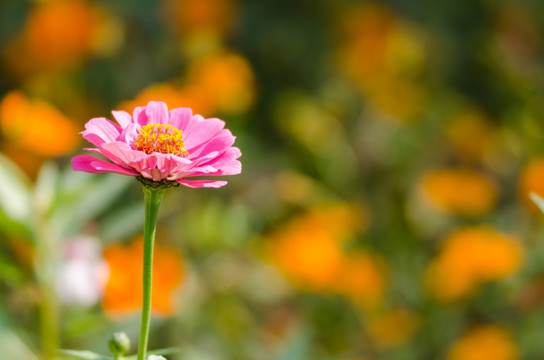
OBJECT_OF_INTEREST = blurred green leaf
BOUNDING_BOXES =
[275,327,312,360]
[0,306,39,360]
[99,201,144,242]
[0,153,32,237]
[34,162,60,216]
[51,172,133,237]
[56,349,111,360]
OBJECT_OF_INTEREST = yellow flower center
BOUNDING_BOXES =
[133,124,189,157]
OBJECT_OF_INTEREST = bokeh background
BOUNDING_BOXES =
[1,0,544,359]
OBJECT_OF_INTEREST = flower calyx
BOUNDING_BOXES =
[136,176,180,190]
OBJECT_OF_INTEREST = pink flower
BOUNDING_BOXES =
[72,101,241,188]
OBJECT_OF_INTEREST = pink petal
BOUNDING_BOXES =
[100,142,146,165]
[200,147,242,167]
[129,152,193,181]
[81,117,122,146]
[177,179,228,188]
[72,155,139,176]
[168,107,193,130]
[184,115,226,150]
[189,129,236,158]
[111,110,132,128]
[119,123,140,144]
[145,101,169,124]
[133,106,149,126]
[188,148,242,176]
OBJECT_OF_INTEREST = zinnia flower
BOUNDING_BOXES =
[71,101,241,188]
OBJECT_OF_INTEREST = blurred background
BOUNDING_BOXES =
[1,0,544,359]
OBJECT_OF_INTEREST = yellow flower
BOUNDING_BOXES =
[448,326,519,360]
[426,227,522,301]
[102,238,185,316]
[419,168,498,217]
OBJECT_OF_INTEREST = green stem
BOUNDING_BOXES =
[137,187,165,360]
[35,211,59,360]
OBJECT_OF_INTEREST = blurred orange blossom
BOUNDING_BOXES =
[4,0,108,74]
[419,168,498,217]
[119,83,216,118]
[161,0,237,39]
[185,51,256,115]
[426,226,522,302]
[447,325,519,360]
[0,91,79,176]
[120,50,255,117]
[267,203,385,307]
[102,238,185,316]
[336,3,426,122]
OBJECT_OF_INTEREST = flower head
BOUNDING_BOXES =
[72,101,241,188]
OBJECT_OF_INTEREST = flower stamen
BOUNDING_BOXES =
[133,124,189,157]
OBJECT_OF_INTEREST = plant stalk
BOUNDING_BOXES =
[137,187,165,360]
[35,209,59,360]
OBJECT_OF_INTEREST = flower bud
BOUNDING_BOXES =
[147,356,167,360]
[108,332,131,356]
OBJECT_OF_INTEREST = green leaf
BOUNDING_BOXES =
[0,305,39,360]
[51,172,133,237]
[530,193,544,214]
[0,153,32,237]
[99,201,145,241]
[34,161,59,216]
[56,349,111,360]
[275,327,312,360]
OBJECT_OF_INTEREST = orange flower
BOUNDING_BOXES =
[368,308,419,348]
[336,3,426,122]
[268,222,344,291]
[267,203,385,306]
[4,0,107,74]
[0,91,79,176]
[447,326,519,360]
[419,168,498,217]
[161,0,237,38]
[519,158,544,213]
[426,227,522,301]
[119,83,216,118]
[334,252,387,308]
[185,51,256,114]
[120,51,255,117]
[102,238,185,316]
